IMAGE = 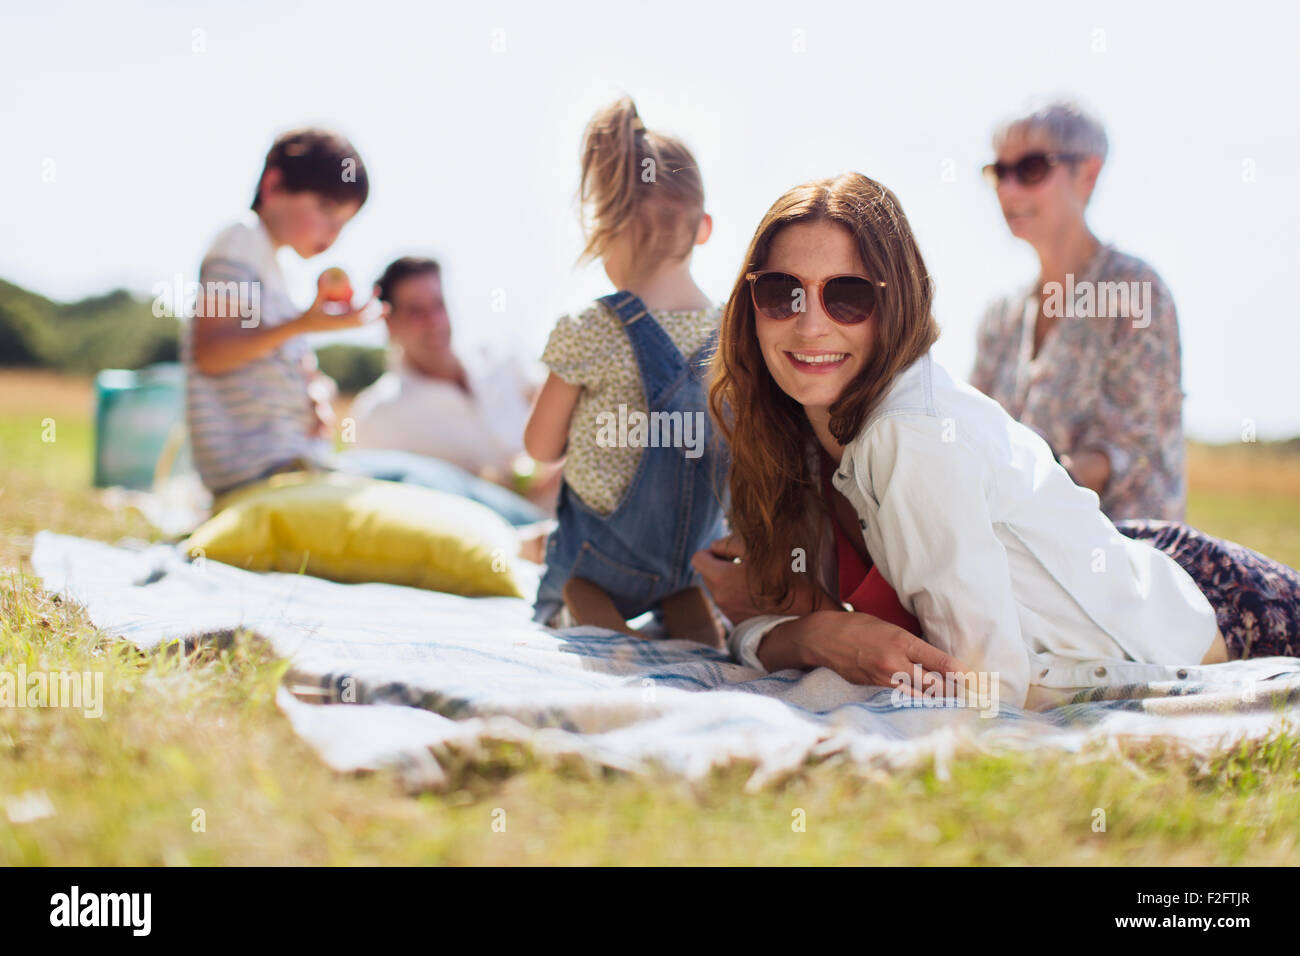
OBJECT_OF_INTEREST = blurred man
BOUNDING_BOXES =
[348,256,560,511]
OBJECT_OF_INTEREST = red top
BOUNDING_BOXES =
[820,455,923,636]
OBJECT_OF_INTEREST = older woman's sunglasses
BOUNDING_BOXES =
[982,151,1083,187]
[745,271,885,325]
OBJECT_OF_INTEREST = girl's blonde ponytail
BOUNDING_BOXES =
[578,97,704,279]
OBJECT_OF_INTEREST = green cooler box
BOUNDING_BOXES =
[92,363,191,489]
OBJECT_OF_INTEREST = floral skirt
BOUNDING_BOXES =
[1114,519,1300,660]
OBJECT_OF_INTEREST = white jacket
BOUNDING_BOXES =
[727,350,1220,711]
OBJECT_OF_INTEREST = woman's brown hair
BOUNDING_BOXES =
[577,97,704,280]
[708,172,940,612]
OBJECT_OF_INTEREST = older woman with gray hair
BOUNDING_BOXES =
[971,99,1187,521]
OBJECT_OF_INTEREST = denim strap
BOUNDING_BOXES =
[598,291,688,406]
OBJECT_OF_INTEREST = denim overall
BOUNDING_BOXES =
[534,291,729,625]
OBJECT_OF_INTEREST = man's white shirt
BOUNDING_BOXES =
[347,347,539,477]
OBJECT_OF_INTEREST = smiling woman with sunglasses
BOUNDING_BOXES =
[694,171,1300,712]
[971,99,1188,523]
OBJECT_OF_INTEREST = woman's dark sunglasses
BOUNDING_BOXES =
[982,151,1082,187]
[745,271,885,325]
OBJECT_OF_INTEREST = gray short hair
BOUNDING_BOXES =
[992,99,1108,164]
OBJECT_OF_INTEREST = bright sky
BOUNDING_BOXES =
[3,0,1297,441]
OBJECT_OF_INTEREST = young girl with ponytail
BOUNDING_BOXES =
[524,96,728,645]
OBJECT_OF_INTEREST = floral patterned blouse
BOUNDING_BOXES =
[970,243,1187,521]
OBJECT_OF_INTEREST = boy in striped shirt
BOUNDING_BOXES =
[183,127,372,497]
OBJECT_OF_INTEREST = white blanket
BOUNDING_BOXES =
[30,531,1300,790]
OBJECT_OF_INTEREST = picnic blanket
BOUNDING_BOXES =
[30,530,1300,791]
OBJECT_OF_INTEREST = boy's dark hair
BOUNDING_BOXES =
[251,127,369,211]
[375,257,442,304]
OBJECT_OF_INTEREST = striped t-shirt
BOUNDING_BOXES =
[182,213,333,495]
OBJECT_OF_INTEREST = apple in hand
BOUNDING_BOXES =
[317,267,354,305]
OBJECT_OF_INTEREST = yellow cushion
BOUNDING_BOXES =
[184,471,525,598]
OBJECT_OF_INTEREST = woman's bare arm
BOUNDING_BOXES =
[1060,449,1111,496]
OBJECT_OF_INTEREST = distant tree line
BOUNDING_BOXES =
[0,278,386,393]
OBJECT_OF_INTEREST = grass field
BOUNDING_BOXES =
[2,368,1299,865]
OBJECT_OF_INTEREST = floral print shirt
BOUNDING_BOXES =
[970,243,1187,521]
[541,298,721,515]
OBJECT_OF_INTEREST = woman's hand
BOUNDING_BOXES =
[762,610,971,695]
[690,534,757,623]
[691,533,838,624]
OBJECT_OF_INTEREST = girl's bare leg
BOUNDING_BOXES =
[661,586,724,649]
[562,577,639,636]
